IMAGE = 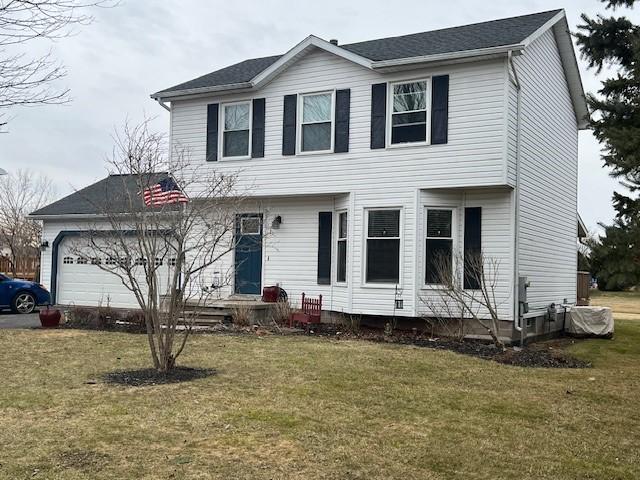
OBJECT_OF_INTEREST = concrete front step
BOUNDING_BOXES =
[179,317,225,326]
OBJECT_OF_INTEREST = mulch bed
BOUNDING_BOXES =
[101,366,216,386]
[64,318,591,369]
[298,324,592,369]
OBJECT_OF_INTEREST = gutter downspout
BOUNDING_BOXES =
[155,98,170,112]
[508,50,524,344]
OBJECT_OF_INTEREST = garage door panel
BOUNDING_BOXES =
[57,238,173,308]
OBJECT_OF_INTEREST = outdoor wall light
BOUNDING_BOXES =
[40,241,49,251]
[271,215,282,229]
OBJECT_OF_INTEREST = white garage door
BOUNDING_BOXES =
[57,237,174,308]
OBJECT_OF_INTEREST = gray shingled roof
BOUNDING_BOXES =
[30,173,169,216]
[154,9,561,96]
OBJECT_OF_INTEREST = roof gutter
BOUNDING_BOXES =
[370,44,526,70]
[28,213,113,220]
[151,81,253,101]
[155,98,170,112]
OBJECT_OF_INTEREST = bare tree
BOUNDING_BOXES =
[1,0,115,128]
[420,251,506,349]
[69,120,246,372]
[0,169,55,276]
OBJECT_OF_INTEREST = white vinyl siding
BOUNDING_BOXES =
[513,29,578,311]
[170,50,508,196]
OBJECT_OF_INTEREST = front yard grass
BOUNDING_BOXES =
[0,293,638,479]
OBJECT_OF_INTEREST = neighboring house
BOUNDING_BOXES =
[31,9,588,342]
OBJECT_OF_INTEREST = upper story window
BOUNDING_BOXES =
[222,102,251,158]
[390,80,428,145]
[300,92,333,153]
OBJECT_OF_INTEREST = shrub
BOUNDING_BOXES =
[65,306,99,328]
[270,299,292,326]
[231,303,252,327]
[65,306,146,332]
[338,313,361,334]
[96,306,119,330]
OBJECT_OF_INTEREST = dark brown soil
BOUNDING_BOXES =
[305,324,592,369]
[102,366,216,386]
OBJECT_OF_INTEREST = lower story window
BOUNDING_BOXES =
[337,212,347,283]
[366,209,400,283]
[425,208,454,284]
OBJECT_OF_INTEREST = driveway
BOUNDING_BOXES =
[0,311,41,329]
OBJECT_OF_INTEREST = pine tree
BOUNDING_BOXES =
[576,0,640,289]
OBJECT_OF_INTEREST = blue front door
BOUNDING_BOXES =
[234,214,263,294]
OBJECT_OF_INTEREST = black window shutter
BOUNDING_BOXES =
[251,98,265,158]
[464,207,482,289]
[334,89,351,153]
[206,103,219,162]
[317,212,333,285]
[431,75,449,145]
[370,83,387,149]
[282,94,297,155]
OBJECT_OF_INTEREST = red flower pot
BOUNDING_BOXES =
[39,307,61,328]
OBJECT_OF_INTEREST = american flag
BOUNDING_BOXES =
[142,177,189,206]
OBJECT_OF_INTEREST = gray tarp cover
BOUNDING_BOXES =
[567,306,614,337]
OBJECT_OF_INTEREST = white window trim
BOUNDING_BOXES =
[335,210,348,285]
[422,206,457,289]
[362,207,403,288]
[386,78,432,148]
[297,90,335,155]
[219,100,252,161]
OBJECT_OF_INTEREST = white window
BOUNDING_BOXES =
[76,257,88,265]
[62,256,73,264]
[337,212,347,283]
[389,80,429,145]
[365,209,401,284]
[300,92,333,152]
[222,102,251,158]
[425,208,455,285]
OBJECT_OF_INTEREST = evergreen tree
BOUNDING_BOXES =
[587,221,640,290]
[576,0,640,289]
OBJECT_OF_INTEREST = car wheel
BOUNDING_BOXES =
[12,292,36,314]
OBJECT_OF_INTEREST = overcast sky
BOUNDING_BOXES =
[2,0,637,232]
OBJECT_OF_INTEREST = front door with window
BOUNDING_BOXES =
[234,214,263,294]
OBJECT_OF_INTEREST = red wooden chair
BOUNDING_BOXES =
[289,293,322,329]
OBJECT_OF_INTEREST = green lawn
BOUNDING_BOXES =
[0,294,639,479]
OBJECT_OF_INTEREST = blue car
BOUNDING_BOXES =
[0,274,51,314]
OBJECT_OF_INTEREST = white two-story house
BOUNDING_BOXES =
[32,9,588,342]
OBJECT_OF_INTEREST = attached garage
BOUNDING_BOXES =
[30,174,176,309]
[55,235,173,308]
